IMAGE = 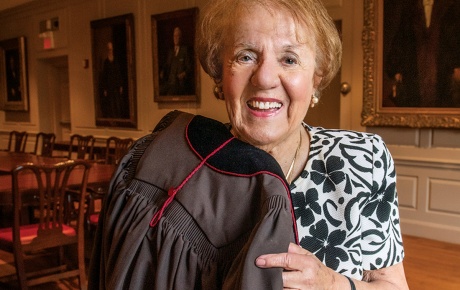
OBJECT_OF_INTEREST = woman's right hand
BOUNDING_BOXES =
[256,243,349,290]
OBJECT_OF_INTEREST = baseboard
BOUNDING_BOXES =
[401,219,460,244]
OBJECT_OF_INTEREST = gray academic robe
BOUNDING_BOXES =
[88,110,298,290]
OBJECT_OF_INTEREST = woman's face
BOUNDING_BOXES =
[221,6,320,151]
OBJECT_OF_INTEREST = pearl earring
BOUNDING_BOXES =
[213,80,224,100]
[310,92,319,108]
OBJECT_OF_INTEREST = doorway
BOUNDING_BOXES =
[305,0,357,130]
[304,20,342,129]
[36,56,71,141]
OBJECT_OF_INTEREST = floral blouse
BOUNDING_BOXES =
[290,124,404,279]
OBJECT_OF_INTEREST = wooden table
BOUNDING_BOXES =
[0,158,116,205]
[0,151,68,174]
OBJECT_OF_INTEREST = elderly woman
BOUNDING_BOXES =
[199,0,408,288]
[89,0,409,289]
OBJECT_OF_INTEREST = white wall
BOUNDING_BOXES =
[368,127,460,244]
[0,0,228,148]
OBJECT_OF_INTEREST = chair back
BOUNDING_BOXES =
[7,131,28,153]
[11,160,91,248]
[9,160,91,289]
[104,137,133,165]
[33,132,56,157]
[69,134,95,160]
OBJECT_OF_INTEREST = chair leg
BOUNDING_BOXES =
[13,250,29,290]
[78,238,87,290]
[59,245,65,267]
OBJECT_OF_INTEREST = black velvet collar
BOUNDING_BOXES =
[186,115,286,179]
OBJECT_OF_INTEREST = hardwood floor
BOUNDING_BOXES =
[403,235,460,290]
[1,235,459,289]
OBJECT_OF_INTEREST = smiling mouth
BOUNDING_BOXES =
[247,100,282,110]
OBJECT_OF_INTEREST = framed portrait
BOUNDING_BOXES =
[91,13,137,128]
[362,0,460,128]
[151,7,200,102]
[0,36,29,112]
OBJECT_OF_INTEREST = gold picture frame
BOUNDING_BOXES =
[91,13,137,128]
[361,0,460,128]
[151,8,200,102]
[0,36,29,112]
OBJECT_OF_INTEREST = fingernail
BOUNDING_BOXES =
[255,258,266,267]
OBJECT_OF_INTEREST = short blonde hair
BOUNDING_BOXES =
[196,0,342,91]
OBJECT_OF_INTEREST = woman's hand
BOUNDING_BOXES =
[255,243,347,290]
[255,243,409,290]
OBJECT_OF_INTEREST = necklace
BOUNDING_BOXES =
[285,130,302,183]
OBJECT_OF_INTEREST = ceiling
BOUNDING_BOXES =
[0,0,36,13]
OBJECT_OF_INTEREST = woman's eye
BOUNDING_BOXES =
[283,56,298,65]
[236,52,255,63]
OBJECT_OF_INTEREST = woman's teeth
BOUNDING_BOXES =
[247,101,282,110]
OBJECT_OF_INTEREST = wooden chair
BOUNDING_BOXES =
[86,137,133,231]
[32,132,56,157]
[68,134,95,160]
[65,135,95,232]
[6,131,28,153]
[103,136,133,165]
[0,160,91,289]
[85,189,105,233]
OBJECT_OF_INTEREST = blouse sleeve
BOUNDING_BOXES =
[360,134,405,270]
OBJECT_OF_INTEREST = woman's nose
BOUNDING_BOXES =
[250,58,281,89]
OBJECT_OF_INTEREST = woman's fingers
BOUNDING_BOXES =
[288,242,311,255]
[255,243,313,271]
[256,243,337,289]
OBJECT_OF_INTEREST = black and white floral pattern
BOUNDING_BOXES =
[291,124,404,279]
